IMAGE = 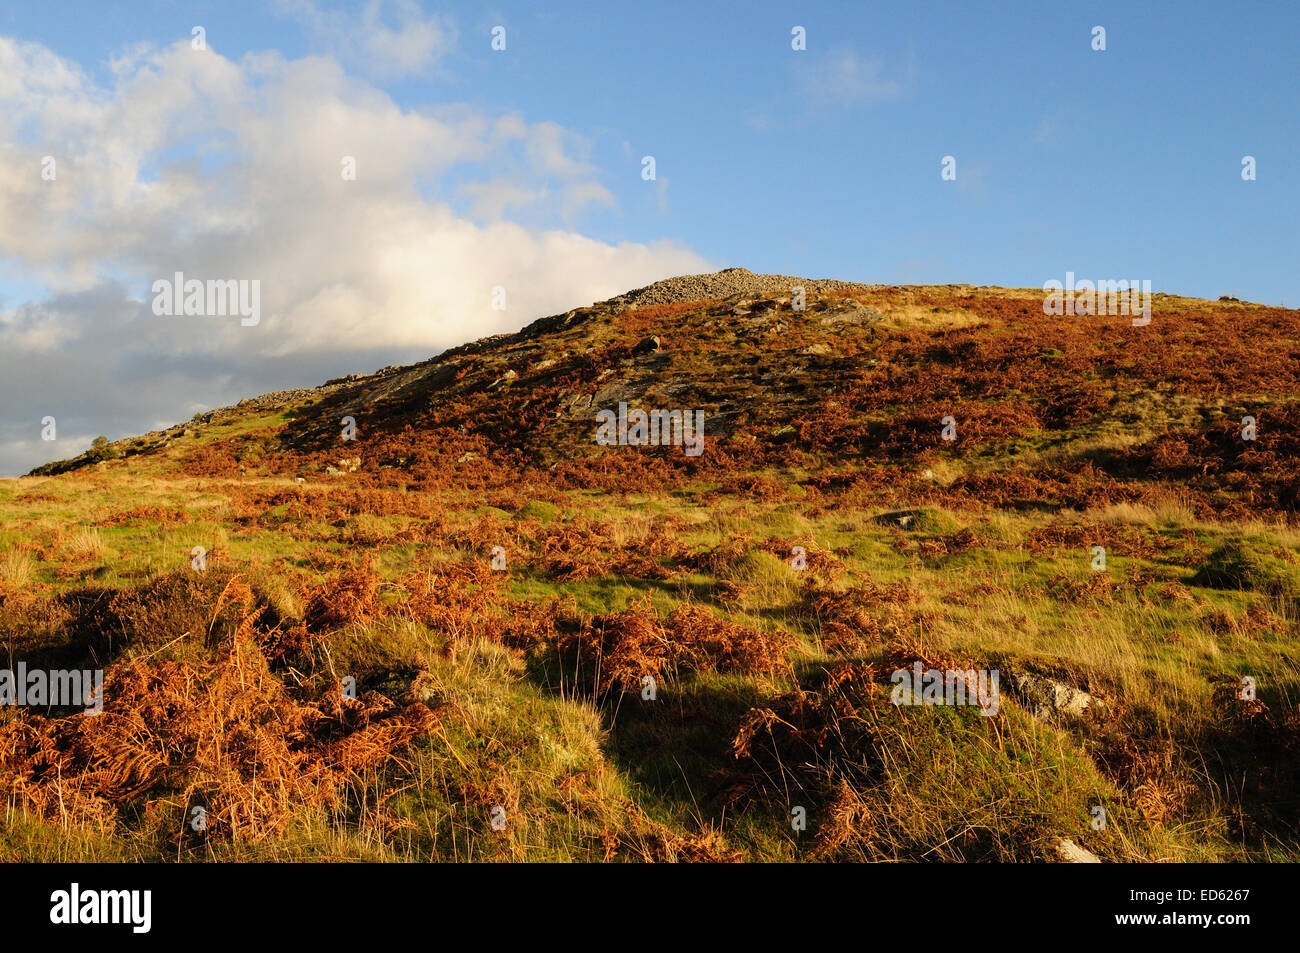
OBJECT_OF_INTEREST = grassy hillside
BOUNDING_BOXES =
[3,280,1298,861]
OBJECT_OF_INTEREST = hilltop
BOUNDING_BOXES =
[2,272,1299,862]
[29,271,1300,520]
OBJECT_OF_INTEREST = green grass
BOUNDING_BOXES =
[3,462,1299,861]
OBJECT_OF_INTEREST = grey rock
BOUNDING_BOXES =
[1007,671,1095,717]
[598,268,874,314]
[1054,838,1102,863]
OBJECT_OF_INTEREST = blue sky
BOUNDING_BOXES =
[5,0,1294,299]
[0,0,1296,474]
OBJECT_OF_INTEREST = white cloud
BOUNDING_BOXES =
[526,121,596,179]
[0,36,710,474]
[558,182,616,219]
[274,0,454,79]
[796,50,901,110]
[458,178,545,220]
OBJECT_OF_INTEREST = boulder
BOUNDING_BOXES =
[1054,838,1101,863]
[1007,671,1094,718]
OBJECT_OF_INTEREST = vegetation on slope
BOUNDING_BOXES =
[3,281,1298,861]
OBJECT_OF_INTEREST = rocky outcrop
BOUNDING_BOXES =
[598,267,872,313]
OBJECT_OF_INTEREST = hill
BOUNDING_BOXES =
[2,271,1299,862]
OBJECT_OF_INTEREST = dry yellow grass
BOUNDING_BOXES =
[64,528,106,560]
[0,548,34,588]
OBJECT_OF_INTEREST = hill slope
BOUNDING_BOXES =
[3,272,1299,862]
[33,270,1300,518]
